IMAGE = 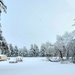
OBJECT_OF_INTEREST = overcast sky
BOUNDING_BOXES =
[1,0,75,49]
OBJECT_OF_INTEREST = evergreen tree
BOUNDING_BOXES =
[14,46,18,57]
[29,44,39,57]
[33,44,39,57]
[29,44,34,57]
[9,44,14,57]
[40,44,46,57]
[22,47,28,57]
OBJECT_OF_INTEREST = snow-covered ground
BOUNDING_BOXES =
[0,57,75,75]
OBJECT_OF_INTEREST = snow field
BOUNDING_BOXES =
[0,57,75,75]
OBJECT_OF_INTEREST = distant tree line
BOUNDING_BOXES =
[3,30,75,63]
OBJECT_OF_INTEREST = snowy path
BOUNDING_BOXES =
[0,57,75,75]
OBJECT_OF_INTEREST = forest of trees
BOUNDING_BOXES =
[3,30,75,63]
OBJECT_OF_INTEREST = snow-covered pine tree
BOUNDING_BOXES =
[9,44,14,57]
[29,44,34,57]
[39,44,46,57]
[29,44,39,57]
[22,46,28,57]
[33,44,39,57]
[14,46,18,57]
[0,0,9,56]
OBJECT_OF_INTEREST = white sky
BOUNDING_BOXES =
[1,0,75,49]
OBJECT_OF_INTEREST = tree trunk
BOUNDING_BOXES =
[72,52,75,63]
[66,50,69,60]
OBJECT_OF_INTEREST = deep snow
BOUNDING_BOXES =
[0,57,75,75]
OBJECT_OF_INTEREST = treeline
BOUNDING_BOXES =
[3,30,75,61]
[5,42,54,57]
